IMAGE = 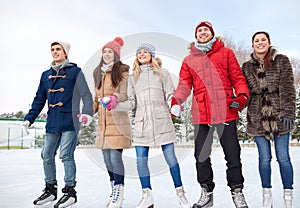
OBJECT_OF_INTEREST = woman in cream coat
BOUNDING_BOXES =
[117,43,190,208]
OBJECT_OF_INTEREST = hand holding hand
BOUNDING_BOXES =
[22,120,30,136]
[281,117,295,130]
[170,97,184,118]
[229,94,248,112]
[106,95,118,111]
[77,114,93,126]
[98,97,111,108]
[170,105,182,117]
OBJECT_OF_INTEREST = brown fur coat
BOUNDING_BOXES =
[242,48,296,139]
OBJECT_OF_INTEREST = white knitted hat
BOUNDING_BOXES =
[51,41,71,58]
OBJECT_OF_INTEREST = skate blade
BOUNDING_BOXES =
[192,203,213,208]
[33,201,56,208]
[54,203,77,208]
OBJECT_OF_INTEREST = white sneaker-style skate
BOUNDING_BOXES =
[192,187,213,208]
[283,189,293,208]
[136,188,154,208]
[108,184,124,208]
[176,186,191,208]
[106,181,116,207]
[231,188,248,208]
[262,188,272,208]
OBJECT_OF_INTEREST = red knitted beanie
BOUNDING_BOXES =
[102,37,124,57]
[195,21,215,38]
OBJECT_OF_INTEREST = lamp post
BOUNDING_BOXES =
[7,127,10,150]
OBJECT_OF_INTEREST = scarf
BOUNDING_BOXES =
[194,37,216,53]
[101,62,114,72]
[253,52,278,139]
[50,59,69,74]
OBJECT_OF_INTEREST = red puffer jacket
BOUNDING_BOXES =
[173,39,249,124]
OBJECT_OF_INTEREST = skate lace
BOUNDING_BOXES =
[137,190,149,206]
[198,188,210,204]
[177,191,189,205]
[109,181,116,198]
[110,185,116,198]
[112,187,120,203]
[263,192,271,206]
[232,192,247,207]
[37,189,52,200]
[138,196,146,206]
[57,193,69,203]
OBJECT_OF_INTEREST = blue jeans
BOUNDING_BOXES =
[135,143,182,189]
[42,131,78,187]
[254,133,294,189]
[102,149,125,185]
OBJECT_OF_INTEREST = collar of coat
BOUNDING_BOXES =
[189,36,225,55]
[249,47,278,64]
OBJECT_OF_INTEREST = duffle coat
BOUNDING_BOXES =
[24,63,93,133]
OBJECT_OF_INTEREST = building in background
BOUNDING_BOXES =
[0,119,45,149]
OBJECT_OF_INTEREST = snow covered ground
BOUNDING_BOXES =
[0,145,299,208]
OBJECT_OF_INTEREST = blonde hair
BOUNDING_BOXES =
[132,57,163,83]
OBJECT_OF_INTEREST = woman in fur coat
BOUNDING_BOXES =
[242,31,295,208]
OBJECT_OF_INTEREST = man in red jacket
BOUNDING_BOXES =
[171,21,249,208]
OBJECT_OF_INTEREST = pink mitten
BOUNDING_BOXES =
[106,95,118,111]
[77,114,93,126]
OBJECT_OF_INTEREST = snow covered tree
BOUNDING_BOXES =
[171,95,194,143]
[78,117,97,146]
[181,95,194,142]
[236,109,252,143]
[292,85,300,141]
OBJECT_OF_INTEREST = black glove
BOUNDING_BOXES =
[281,117,295,130]
[229,94,248,112]
[230,101,240,108]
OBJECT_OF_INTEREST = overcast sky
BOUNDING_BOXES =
[1,0,300,114]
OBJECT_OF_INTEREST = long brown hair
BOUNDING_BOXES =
[97,53,127,88]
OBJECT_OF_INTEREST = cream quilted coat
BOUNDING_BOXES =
[117,65,176,146]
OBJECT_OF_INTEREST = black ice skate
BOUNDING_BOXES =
[33,183,57,205]
[192,186,213,208]
[54,186,77,208]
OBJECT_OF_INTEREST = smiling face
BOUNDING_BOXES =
[51,44,67,65]
[195,26,214,43]
[252,33,271,59]
[102,47,115,65]
[137,48,152,65]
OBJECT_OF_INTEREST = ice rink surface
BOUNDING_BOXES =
[0,145,299,208]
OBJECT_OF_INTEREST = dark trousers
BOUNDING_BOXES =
[194,120,244,192]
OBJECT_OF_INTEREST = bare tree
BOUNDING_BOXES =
[223,35,252,65]
[291,57,300,86]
